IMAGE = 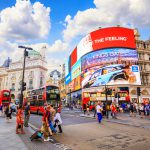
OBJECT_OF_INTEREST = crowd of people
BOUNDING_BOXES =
[0,102,63,142]
[83,101,150,124]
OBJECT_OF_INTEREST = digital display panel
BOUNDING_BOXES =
[71,59,81,80]
[81,48,141,88]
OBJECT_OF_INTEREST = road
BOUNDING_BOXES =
[28,110,150,150]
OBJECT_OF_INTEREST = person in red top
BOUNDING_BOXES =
[110,102,117,119]
[16,106,25,134]
[41,105,52,141]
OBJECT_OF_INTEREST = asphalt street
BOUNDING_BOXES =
[28,111,150,150]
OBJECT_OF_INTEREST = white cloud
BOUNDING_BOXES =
[63,0,150,42]
[47,40,68,52]
[0,0,51,41]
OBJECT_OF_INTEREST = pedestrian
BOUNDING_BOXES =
[102,102,106,117]
[50,105,56,122]
[87,104,90,115]
[145,103,149,118]
[129,103,134,117]
[0,104,3,117]
[83,103,87,115]
[16,106,25,134]
[41,105,52,141]
[93,102,97,117]
[139,103,144,118]
[24,102,30,127]
[110,102,117,119]
[54,109,63,133]
[5,104,12,121]
[48,105,57,133]
[96,101,103,123]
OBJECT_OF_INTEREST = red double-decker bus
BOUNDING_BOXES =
[0,90,11,106]
[25,85,60,114]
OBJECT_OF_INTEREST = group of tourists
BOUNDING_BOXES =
[0,102,63,142]
[83,100,150,124]
[128,102,150,118]
[40,104,62,141]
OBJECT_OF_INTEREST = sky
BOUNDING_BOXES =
[0,0,150,72]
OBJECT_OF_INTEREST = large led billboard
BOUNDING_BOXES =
[81,48,141,88]
[76,27,136,62]
[71,59,81,80]
[90,27,136,51]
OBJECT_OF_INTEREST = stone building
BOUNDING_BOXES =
[0,53,47,99]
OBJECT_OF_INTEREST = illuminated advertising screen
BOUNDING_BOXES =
[71,59,81,80]
[76,27,136,62]
[65,73,71,85]
[90,27,136,51]
[81,48,141,88]
[74,76,81,91]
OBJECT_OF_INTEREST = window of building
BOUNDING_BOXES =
[11,83,15,91]
[29,71,34,77]
[29,79,33,89]
[40,77,43,87]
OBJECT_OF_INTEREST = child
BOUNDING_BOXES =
[54,109,62,133]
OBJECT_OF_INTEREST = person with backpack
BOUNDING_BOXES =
[41,105,52,141]
[54,109,63,133]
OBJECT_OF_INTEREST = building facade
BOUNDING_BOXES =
[65,27,150,105]
[0,56,47,100]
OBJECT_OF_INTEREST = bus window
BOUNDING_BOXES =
[3,91,10,97]
[30,100,36,106]
[38,100,44,106]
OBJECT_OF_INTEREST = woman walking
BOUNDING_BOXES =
[16,106,25,134]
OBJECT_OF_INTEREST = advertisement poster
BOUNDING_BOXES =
[65,73,71,85]
[74,76,81,91]
[81,48,141,88]
[71,59,81,80]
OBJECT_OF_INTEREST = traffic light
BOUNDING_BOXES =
[106,88,112,95]
[24,50,28,57]
[115,92,120,99]
[22,82,26,91]
[137,87,141,96]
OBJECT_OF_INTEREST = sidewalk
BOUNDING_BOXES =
[80,112,150,129]
[0,116,27,150]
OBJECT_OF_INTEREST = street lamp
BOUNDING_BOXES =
[18,45,33,108]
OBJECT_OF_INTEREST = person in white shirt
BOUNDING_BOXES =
[96,101,103,123]
[54,109,62,133]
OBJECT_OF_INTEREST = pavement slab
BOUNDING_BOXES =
[0,116,27,150]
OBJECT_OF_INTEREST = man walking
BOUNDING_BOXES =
[24,102,30,127]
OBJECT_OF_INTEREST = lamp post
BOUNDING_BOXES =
[18,46,33,108]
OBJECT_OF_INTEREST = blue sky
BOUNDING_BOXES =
[0,0,150,71]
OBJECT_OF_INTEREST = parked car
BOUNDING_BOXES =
[83,64,127,88]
